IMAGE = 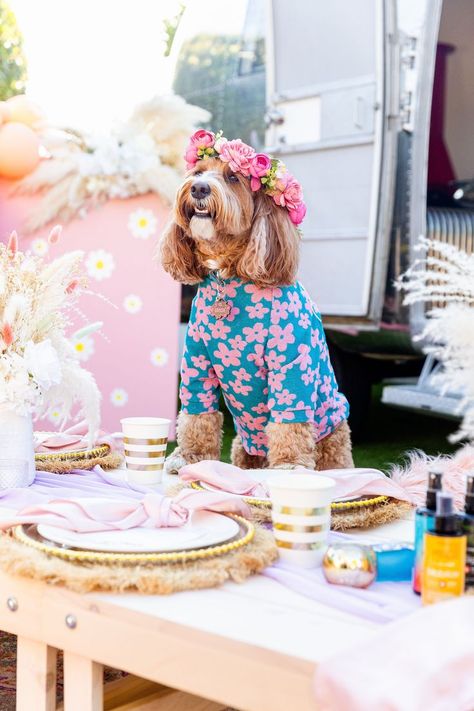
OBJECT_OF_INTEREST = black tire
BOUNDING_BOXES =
[328,342,373,442]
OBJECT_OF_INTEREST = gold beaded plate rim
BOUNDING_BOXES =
[11,515,255,566]
[190,481,389,511]
[34,444,110,462]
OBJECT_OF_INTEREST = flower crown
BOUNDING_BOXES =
[184,129,306,226]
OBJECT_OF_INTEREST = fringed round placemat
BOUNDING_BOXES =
[35,445,123,473]
[170,482,412,530]
[0,524,277,595]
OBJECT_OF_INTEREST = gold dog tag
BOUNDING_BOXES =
[210,298,231,320]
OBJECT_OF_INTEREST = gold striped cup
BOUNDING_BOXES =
[267,473,336,568]
[120,418,170,486]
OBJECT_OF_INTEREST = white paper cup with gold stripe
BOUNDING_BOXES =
[120,417,170,486]
[267,473,336,568]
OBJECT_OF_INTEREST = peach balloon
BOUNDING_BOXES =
[0,122,40,179]
[0,101,11,125]
[6,95,44,127]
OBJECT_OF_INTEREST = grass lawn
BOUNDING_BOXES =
[169,385,458,472]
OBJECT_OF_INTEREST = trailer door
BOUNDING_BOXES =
[266,0,398,324]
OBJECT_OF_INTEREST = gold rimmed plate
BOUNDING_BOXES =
[12,514,255,566]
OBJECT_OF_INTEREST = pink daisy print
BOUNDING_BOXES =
[226,392,245,411]
[288,291,302,316]
[203,367,219,391]
[266,350,285,370]
[271,300,289,324]
[268,370,285,392]
[243,322,268,344]
[268,323,295,352]
[209,320,231,339]
[232,367,252,382]
[275,388,297,406]
[191,354,210,370]
[229,334,246,351]
[252,402,269,414]
[180,386,191,408]
[198,391,218,410]
[214,342,241,367]
[246,303,270,319]
[244,284,281,303]
[181,361,199,386]
[251,431,269,447]
[297,343,312,370]
[298,312,310,329]
[248,344,265,367]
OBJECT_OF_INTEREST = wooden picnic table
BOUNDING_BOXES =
[0,471,413,710]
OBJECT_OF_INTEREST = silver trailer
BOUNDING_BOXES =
[171,0,474,437]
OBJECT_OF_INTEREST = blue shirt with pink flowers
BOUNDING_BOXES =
[180,275,349,457]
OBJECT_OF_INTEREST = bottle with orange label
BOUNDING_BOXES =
[422,492,466,606]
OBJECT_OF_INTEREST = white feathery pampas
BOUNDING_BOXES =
[15,94,210,233]
[398,236,474,442]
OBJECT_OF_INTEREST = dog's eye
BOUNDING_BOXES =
[227,174,239,183]
[194,171,202,177]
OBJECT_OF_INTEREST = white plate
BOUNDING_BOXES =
[37,511,240,553]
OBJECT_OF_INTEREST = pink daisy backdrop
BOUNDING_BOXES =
[0,181,180,439]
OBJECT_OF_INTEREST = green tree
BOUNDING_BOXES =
[173,33,265,147]
[0,0,27,100]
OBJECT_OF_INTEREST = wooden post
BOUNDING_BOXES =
[63,652,103,711]
[16,637,57,711]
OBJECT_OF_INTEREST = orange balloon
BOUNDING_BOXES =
[6,95,44,127]
[0,102,11,125]
[0,122,40,179]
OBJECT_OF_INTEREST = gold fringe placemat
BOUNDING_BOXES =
[36,450,123,473]
[167,481,412,530]
[0,526,277,595]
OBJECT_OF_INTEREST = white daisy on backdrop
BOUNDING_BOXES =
[123,294,143,314]
[150,347,169,367]
[85,249,116,281]
[30,238,49,256]
[71,334,95,362]
[127,208,158,240]
[47,407,65,425]
[110,388,128,407]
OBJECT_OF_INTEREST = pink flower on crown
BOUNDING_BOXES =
[185,129,215,169]
[219,139,256,176]
[273,173,303,210]
[249,153,271,191]
[288,202,307,225]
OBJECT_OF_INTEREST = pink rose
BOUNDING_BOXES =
[273,174,303,210]
[288,202,307,225]
[219,139,256,176]
[249,153,271,191]
[190,129,215,149]
[185,145,199,169]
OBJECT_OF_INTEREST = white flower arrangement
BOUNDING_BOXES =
[398,236,474,442]
[0,229,101,440]
[15,95,209,233]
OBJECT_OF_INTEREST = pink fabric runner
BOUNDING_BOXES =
[0,466,248,531]
[179,460,416,503]
[313,596,474,711]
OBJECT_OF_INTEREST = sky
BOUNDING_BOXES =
[10,0,248,131]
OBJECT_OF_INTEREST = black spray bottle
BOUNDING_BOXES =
[412,469,443,594]
[463,474,474,592]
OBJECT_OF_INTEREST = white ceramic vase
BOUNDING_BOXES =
[0,409,36,487]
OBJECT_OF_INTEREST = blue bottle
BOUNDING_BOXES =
[412,469,443,594]
[463,473,474,592]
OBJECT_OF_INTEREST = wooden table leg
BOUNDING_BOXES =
[63,651,103,711]
[16,637,57,711]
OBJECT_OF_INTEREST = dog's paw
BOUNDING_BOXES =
[164,449,189,475]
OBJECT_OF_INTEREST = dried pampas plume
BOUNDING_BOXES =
[398,236,474,442]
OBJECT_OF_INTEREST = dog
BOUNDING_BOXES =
[160,130,353,473]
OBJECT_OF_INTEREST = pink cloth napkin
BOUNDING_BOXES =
[313,596,474,711]
[34,420,121,453]
[0,488,249,532]
[179,460,415,503]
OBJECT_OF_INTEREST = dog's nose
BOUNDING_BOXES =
[191,181,211,200]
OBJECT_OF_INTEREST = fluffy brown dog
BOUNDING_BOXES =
[161,156,353,473]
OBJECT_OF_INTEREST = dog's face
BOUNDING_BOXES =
[160,157,300,287]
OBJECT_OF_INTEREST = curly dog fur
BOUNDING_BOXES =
[161,157,353,474]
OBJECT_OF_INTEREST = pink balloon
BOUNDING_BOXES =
[0,122,40,179]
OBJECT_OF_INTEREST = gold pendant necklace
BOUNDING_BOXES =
[209,271,231,320]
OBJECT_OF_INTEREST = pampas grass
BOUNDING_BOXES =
[398,236,474,442]
[0,231,100,438]
[15,94,210,232]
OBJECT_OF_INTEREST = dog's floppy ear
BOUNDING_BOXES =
[159,220,205,284]
[236,191,300,287]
